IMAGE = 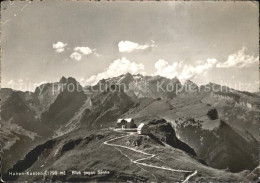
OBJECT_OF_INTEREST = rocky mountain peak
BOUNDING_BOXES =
[59,76,67,83]
[118,72,134,85]
[59,76,78,85]
[184,80,198,90]
[171,76,181,84]
[67,77,79,84]
[184,79,195,85]
[124,72,132,77]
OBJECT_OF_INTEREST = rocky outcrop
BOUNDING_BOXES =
[147,119,197,156]
[210,91,259,110]
[207,108,218,120]
[174,118,258,172]
[183,80,199,92]
[41,78,87,129]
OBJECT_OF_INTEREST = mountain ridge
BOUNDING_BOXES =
[1,73,259,179]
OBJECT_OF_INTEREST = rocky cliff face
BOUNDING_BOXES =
[173,117,258,172]
[202,90,260,139]
[80,89,135,128]
[147,119,197,156]
[210,91,260,110]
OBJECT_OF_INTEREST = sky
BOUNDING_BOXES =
[1,1,259,92]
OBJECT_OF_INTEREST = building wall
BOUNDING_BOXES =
[117,119,136,128]
[138,124,150,135]
[117,121,127,128]
[127,121,136,128]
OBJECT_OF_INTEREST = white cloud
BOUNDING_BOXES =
[80,78,85,82]
[84,57,145,85]
[35,81,47,86]
[118,40,155,53]
[154,58,217,81]
[179,58,217,80]
[70,52,82,61]
[154,59,180,78]
[93,52,102,57]
[52,41,68,53]
[70,46,100,61]
[216,47,259,68]
[74,47,93,55]
[155,59,168,70]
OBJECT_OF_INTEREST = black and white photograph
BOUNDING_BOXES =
[0,1,259,182]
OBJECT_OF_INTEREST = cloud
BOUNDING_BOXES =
[154,59,180,78]
[5,79,49,92]
[179,58,217,80]
[154,58,217,81]
[216,47,259,68]
[52,41,68,53]
[118,40,155,53]
[84,57,145,85]
[70,52,82,61]
[74,47,93,55]
[93,52,102,57]
[70,46,99,61]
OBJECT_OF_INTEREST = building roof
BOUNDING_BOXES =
[137,123,145,130]
[117,119,123,123]
[117,118,134,123]
[125,118,133,122]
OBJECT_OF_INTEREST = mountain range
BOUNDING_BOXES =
[1,73,259,182]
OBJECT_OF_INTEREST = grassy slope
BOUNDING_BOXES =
[4,128,247,182]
